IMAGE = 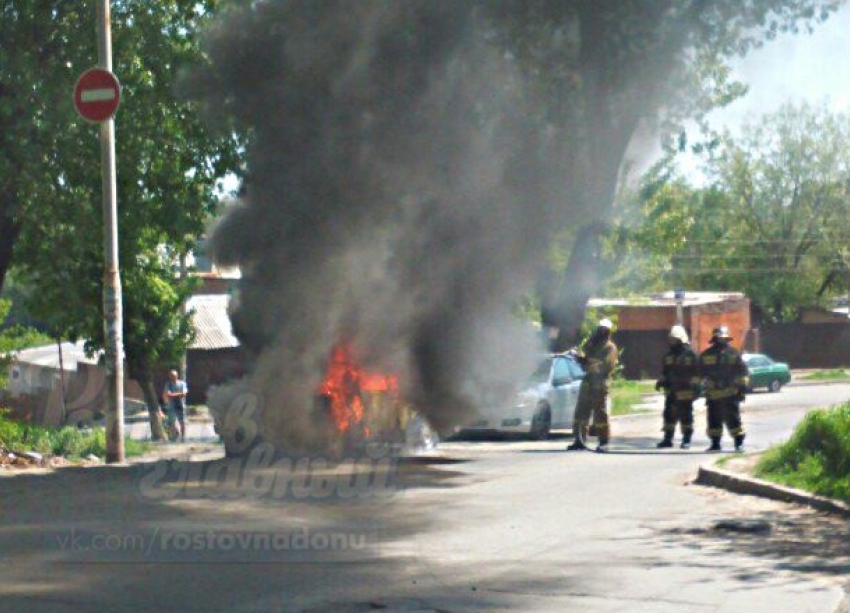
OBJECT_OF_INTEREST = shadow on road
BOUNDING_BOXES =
[0,450,609,612]
[660,501,850,594]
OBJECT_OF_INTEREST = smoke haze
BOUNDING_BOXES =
[194,0,568,451]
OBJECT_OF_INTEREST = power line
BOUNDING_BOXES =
[671,254,837,260]
[665,268,849,274]
[677,238,850,244]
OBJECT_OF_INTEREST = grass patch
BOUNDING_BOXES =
[754,403,850,504]
[0,410,151,460]
[610,379,655,416]
[801,369,850,381]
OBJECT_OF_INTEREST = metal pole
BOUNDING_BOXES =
[179,252,188,380]
[674,289,685,327]
[97,0,124,463]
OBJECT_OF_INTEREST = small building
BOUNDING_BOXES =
[184,293,245,404]
[3,342,144,427]
[589,291,752,379]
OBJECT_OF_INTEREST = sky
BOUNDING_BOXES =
[675,2,850,180]
[712,3,850,126]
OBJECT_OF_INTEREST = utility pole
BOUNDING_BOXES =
[97,0,125,463]
[674,289,685,326]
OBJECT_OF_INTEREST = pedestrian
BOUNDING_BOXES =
[655,325,700,449]
[163,369,188,443]
[566,318,619,453]
[698,326,748,452]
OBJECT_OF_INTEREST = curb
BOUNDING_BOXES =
[695,463,850,518]
[787,379,850,388]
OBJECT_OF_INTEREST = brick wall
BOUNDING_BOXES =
[618,307,677,331]
[689,303,750,353]
[610,298,751,377]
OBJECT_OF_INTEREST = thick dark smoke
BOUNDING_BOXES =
[195,0,568,451]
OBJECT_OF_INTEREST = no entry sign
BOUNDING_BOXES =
[73,68,121,122]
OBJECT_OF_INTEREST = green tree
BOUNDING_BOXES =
[608,103,850,322]
[700,103,850,321]
[485,0,844,346]
[1,1,243,437]
[0,298,53,389]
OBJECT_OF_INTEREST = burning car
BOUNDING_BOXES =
[313,344,409,450]
[455,353,584,439]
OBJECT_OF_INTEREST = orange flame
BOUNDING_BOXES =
[318,344,399,435]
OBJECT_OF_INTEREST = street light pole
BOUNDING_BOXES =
[674,289,685,327]
[96,0,125,463]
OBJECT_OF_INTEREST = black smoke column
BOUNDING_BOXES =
[192,0,560,452]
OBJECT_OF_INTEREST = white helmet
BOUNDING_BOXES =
[598,318,614,330]
[669,325,689,344]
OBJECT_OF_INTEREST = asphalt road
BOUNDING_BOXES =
[0,383,847,612]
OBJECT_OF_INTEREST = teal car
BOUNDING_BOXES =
[743,353,791,392]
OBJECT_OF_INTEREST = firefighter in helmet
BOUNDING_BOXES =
[655,325,700,449]
[698,325,748,452]
[566,318,619,453]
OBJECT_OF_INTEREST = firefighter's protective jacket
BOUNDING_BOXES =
[579,339,618,391]
[659,343,700,401]
[698,343,748,400]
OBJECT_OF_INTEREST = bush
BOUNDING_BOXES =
[0,409,150,460]
[754,403,850,504]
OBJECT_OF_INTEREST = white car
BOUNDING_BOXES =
[456,354,585,439]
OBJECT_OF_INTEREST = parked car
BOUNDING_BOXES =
[743,353,791,392]
[455,353,585,439]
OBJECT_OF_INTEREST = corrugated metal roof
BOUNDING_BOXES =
[187,294,240,350]
[13,341,100,370]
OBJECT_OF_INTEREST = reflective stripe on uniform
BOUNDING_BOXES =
[706,389,736,400]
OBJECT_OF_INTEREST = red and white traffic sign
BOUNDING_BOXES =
[73,68,121,123]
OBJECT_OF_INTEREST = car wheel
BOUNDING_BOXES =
[530,403,552,440]
[768,379,782,393]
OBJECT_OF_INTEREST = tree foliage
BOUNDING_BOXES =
[1,1,243,429]
[483,0,844,344]
[606,103,850,322]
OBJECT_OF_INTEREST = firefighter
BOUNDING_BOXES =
[566,318,619,453]
[698,326,748,452]
[655,325,700,449]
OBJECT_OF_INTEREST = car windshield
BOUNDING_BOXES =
[745,355,772,367]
